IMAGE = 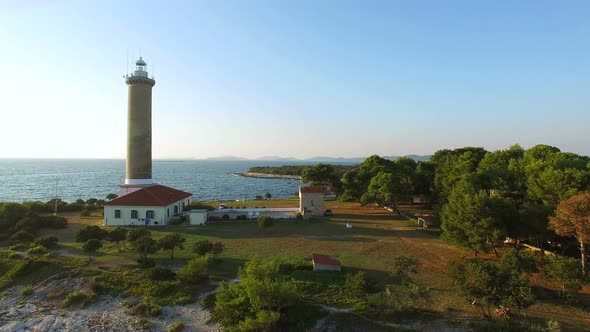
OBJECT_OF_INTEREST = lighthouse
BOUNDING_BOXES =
[104,56,192,226]
[120,57,156,196]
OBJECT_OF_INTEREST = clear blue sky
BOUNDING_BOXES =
[1,0,589,159]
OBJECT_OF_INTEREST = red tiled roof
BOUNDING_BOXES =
[299,187,328,194]
[312,254,341,267]
[103,185,192,207]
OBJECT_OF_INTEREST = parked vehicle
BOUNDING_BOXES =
[324,209,333,216]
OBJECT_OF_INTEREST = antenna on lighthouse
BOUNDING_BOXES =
[126,48,129,76]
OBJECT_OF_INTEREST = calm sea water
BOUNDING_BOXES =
[0,159,319,203]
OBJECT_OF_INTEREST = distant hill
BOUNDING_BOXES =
[206,155,248,160]
[256,156,299,161]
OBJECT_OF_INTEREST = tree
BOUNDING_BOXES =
[361,171,412,215]
[158,233,186,261]
[543,255,583,298]
[549,192,590,276]
[258,216,273,229]
[441,178,502,256]
[131,235,159,261]
[193,240,213,256]
[448,258,534,319]
[302,163,338,187]
[128,228,151,243]
[75,225,106,242]
[83,239,103,260]
[264,192,272,200]
[177,255,211,283]
[106,227,128,251]
[214,259,300,330]
[106,193,118,200]
[34,235,59,249]
[212,242,224,256]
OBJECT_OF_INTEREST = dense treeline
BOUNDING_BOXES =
[0,202,68,243]
[304,144,589,273]
[248,164,354,178]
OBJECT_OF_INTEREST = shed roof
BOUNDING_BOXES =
[299,187,328,194]
[103,184,192,207]
[312,254,342,267]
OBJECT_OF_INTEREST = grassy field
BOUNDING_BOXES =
[37,200,590,330]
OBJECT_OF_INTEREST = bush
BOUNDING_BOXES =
[222,213,230,221]
[34,215,68,229]
[20,286,33,296]
[295,212,303,221]
[168,321,186,332]
[82,239,103,258]
[193,240,213,256]
[10,230,36,242]
[76,225,106,242]
[129,298,162,317]
[168,217,184,225]
[148,267,176,281]
[34,235,59,249]
[9,243,29,251]
[90,279,106,294]
[61,291,92,308]
[258,216,274,229]
[200,293,216,310]
[137,258,156,269]
[27,245,48,255]
[80,209,91,217]
[344,272,368,296]
[5,259,49,279]
[177,255,211,284]
[131,317,151,331]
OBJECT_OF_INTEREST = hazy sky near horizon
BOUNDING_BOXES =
[1,0,589,159]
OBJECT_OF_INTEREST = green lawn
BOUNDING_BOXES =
[30,200,590,330]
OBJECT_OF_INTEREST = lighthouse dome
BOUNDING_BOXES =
[136,57,147,66]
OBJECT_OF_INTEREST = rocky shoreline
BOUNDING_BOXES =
[232,172,302,180]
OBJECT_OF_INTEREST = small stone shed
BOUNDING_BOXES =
[312,254,342,272]
[299,186,327,218]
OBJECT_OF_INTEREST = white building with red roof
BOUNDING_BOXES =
[103,185,192,226]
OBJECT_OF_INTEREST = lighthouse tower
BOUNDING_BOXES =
[120,57,156,196]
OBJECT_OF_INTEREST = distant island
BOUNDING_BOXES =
[208,154,431,163]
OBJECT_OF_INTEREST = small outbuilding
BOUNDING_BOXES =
[312,254,342,272]
[299,186,327,218]
[189,209,208,225]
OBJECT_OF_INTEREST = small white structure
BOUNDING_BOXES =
[103,185,192,226]
[346,223,353,229]
[312,254,342,272]
[299,186,326,218]
[189,209,208,225]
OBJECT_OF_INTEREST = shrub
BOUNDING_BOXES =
[137,258,156,269]
[148,267,176,281]
[82,239,103,258]
[62,291,91,308]
[34,235,59,249]
[80,209,91,217]
[295,212,303,221]
[168,217,184,225]
[10,230,36,242]
[222,213,230,221]
[258,216,274,229]
[75,225,106,242]
[193,240,213,256]
[27,245,48,255]
[129,297,162,317]
[344,272,368,296]
[9,243,28,251]
[200,293,216,310]
[5,259,49,279]
[168,321,186,332]
[90,279,106,294]
[20,286,33,296]
[177,255,211,284]
[131,317,151,331]
[35,215,68,229]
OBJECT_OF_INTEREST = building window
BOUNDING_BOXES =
[115,210,121,218]
[174,206,178,215]
[167,208,170,217]
[311,200,314,206]
[182,201,185,208]
[131,210,138,219]
[146,210,154,219]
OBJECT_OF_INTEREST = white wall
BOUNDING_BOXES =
[189,212,207,225]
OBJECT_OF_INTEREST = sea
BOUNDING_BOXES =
[0,159,326,203]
